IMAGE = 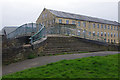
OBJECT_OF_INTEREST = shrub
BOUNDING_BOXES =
[27,53,36,59]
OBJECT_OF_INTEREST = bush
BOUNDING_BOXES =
[27,53,36,59]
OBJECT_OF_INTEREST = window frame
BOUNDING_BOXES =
[104,25,106,29]
[72,21,76,24]
[97,24,99,28]
[66,20,69,24]
[78,21,81,26]
[93,23,95,28]
[83,22,86,27]
[101,24,103,29]
[104,32,106,37]
[111,32,113,37]
[59,19,62,23]
[97,32,99,36]
[108,25,110,29]
[101,32,103,36]
[93,31,95,36]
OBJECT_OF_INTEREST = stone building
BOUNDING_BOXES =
[36,8,120,44]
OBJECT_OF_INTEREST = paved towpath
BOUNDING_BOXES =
[3,51,120,75]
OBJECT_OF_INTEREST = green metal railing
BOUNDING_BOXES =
[46,25,105,42]
[30,25,106,44]
[7,23,36,39]
[30,25,45,44]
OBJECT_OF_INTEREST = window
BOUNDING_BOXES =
[108,32,110,37]
[83,30,86,33]
[53,19,55,24]
[104,32,106,37]
[114,40,116,43]
[77,30,80,36]
[93,24,95,28]
[101,32,103,36]
[101,24,103,29]
[105,38,106,42]
[97,32,99,36]
[114,26,116,30]
[83,22,86,27]
[104,25,106,29]
[45,13,47,17]
[117,26,118,30]
[59,19,62,23]
[93,31,95,36]
[89,32,91,36]
[78,21,81,26]
[72,21,75,24]
[111,32,113,37]
[89,23,91,29]
[83,30,86,35]
[97,24,99,28]
[66,20,69,24]
[111,26,113,30]
[111,39,113,43]
[114,33,116,37]
[108,25,110,29]
[42,14,44,19]
[108,39,110,43]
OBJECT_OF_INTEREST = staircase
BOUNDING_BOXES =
[37,36,106,55]
[30,25,108,55]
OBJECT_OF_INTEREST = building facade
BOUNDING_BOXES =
[36,8,120,44]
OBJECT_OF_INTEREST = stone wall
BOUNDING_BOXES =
[2,36,119,65]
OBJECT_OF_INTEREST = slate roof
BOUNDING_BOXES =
[48,9,119,26]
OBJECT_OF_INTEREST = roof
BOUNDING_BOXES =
[48,9,119,26]
[1,26,18,35]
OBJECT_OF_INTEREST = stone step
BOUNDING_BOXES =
[46,42,88,44]
[44,45,94,49]
[35,36,105,54]
[43,47,103,52]
[42,49,103,54]
[42,50,81,54]
[45,44,92,47]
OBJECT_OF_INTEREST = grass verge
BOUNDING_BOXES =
[2,54,119,78]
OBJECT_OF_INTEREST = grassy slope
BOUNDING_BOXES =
[3,54,119,78]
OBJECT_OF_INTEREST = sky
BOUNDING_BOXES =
[0,0,119,30]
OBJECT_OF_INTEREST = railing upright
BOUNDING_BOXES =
[30,24,45,44]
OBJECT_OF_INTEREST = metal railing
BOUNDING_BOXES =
[7,23,37,39]
[30,24,46,44]
[30,24,106,44]
[46,26,106,42]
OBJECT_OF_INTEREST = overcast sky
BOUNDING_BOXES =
[0,0,119,30]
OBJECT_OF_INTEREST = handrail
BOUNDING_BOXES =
[7,23,36,39]
[30,26,45,38]
[46,26,106,42]
[30,25,106,44]
[30,25,45,44]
